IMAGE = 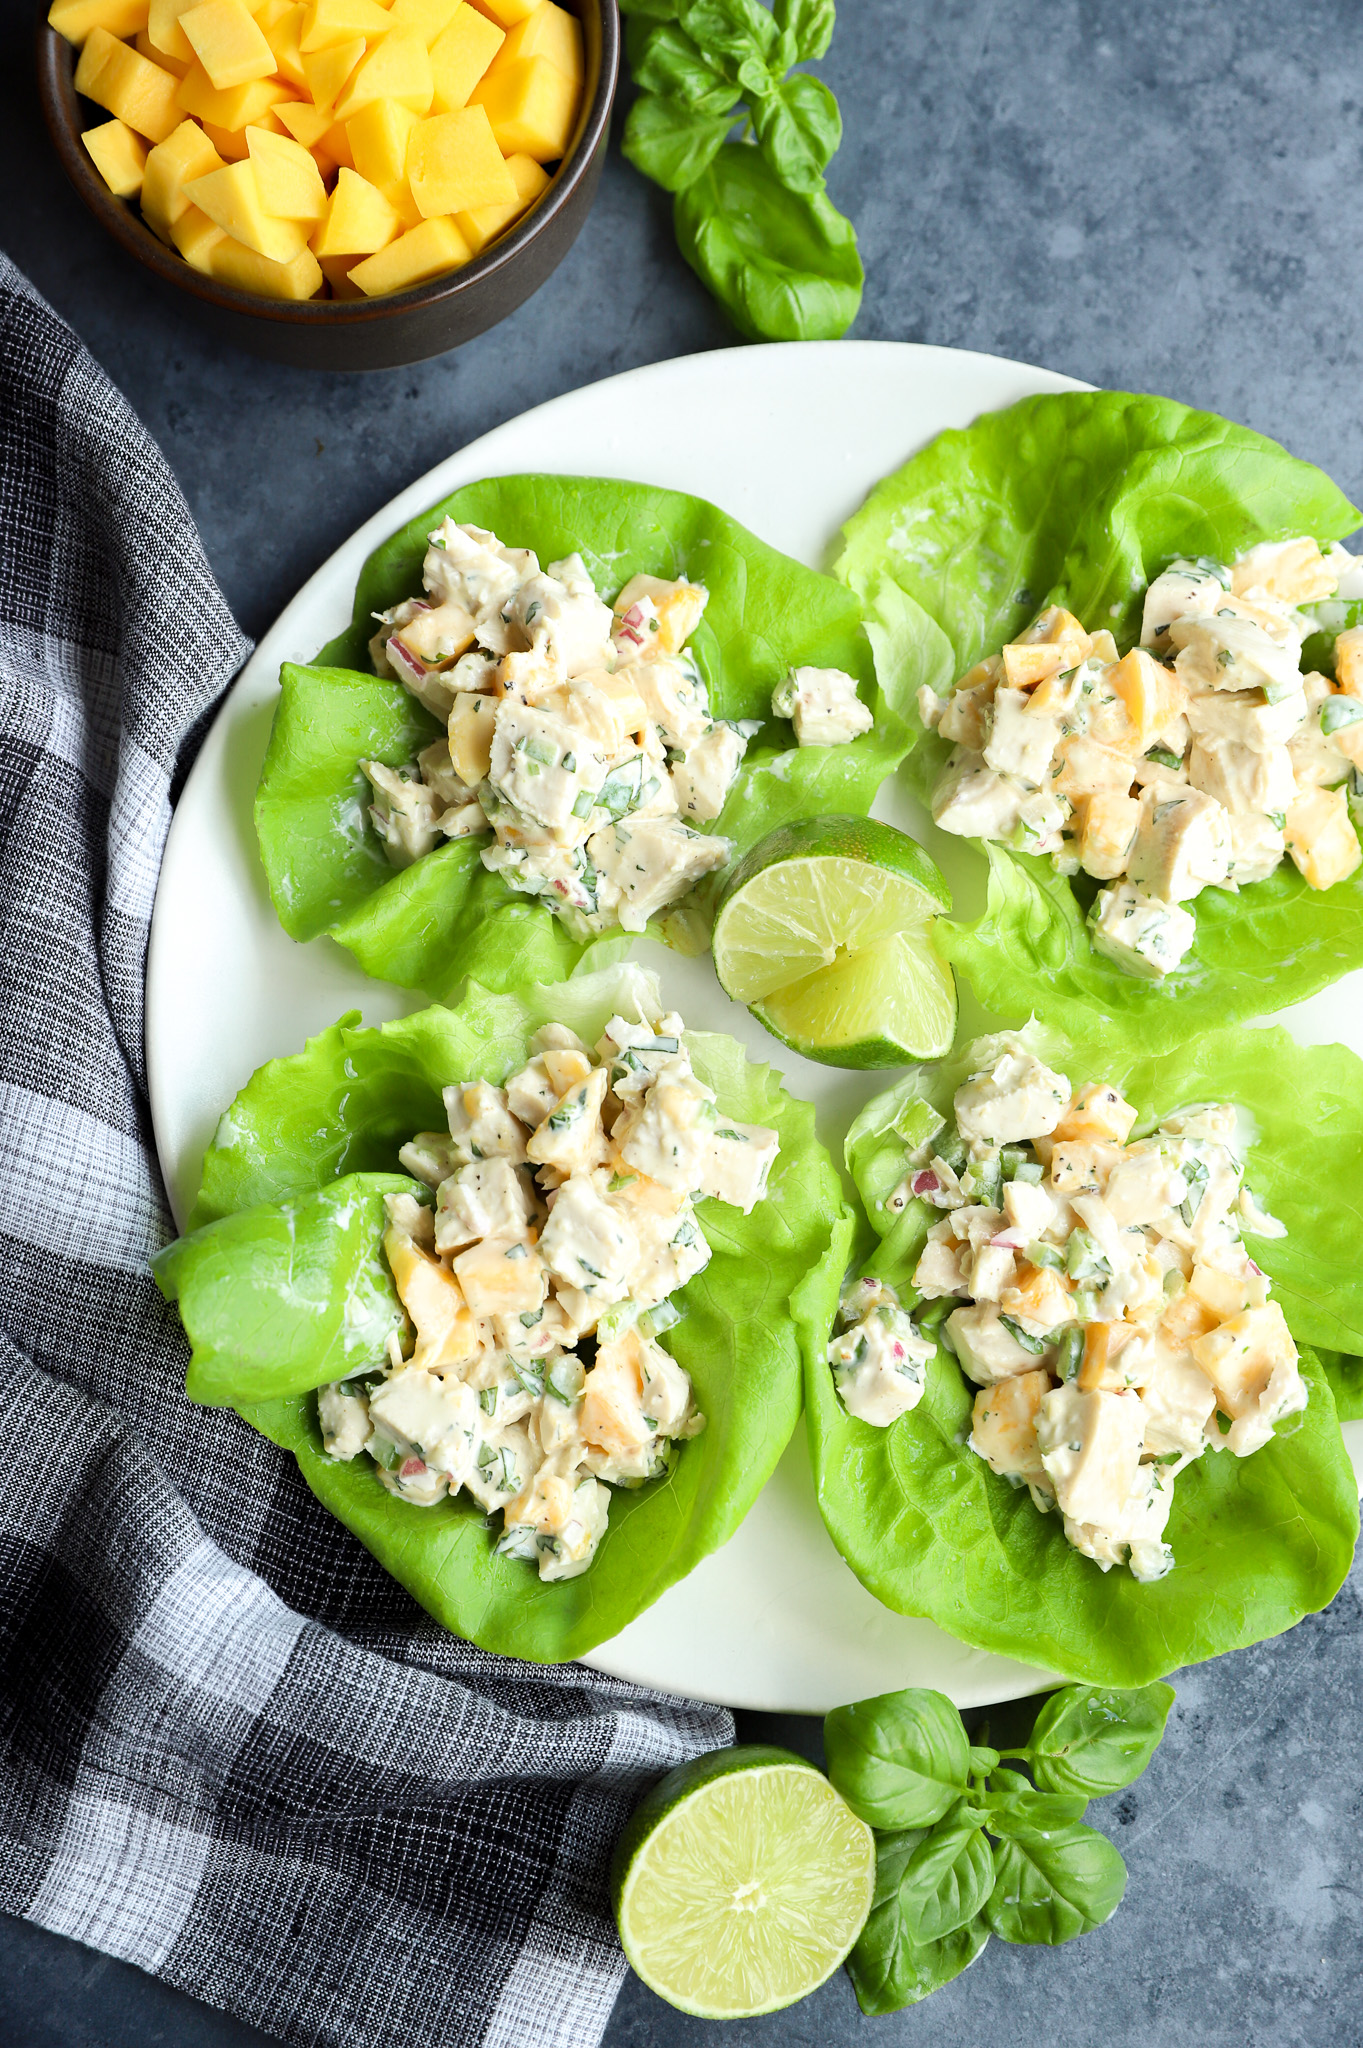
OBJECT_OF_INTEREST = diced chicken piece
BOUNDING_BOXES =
[671,724,748,822]
[629,655,712,754]
[970,1243,1018,1302]
[385,1190,435,1249]
[449,692,499,787]
[953,1033,1071,1144]
[1140,560,1229,650]
[1063,1459,1175,1581]
[486,696,610,837]
[913,1235,970,1299]
[369,1368,480,1486]
[614,1066,716,1191]
[932,753,1059,845]
[397,1131,463,1189]
[433,1157,532,1254]
[983,685,1060,788]
[1186,686,1306,755]
[1231,536,1338,605]
[318,1381,373,1460]
[539,1171,640,1301]
[526,1067,610,1178]
[1002,1176,1061,1238]
[443,1080,527,1165]
[503,556,615,677]
[829,1302,934,1426]
[1284,785,1362,890]
[1089,882,1197,980]
[361,759,446,868]
[771,666,874,747]
[499,1464,611,1581]
[450,1235,546,1319]
[377,1458,450,1506]
[947,1302,1052,1384]
[1035,1382,1145,1527]
[423,520,537,650]
[384,1226,482,1371]
[610,1173,711,1303]
[970,1369,1052,1489]
[1188,737,1296,818]
[938,672,997,749]
[465,1421,536,1512]
[611,574,708,665]
[416,738,481,815]
[1169,612,1302,700]
[1188,1258,1248,1320]
[603,1019,691,1100]
[1327,549,1363,600]
[588,815,731,933]
[1076,791,1141,881]
[694,1118,779,1213]
[1227,808,1286,884]
[1052,733,1141,798]
[1127,786,1232,902]
[504,1056,560,1129]
[1101,1140,1189,1226]
[1192,1301,1306,1456]
[1132,1330,1216,1458]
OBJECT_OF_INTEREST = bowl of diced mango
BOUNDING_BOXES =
[38,0,617,369]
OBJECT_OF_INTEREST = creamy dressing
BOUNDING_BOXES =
[835,1031,1304,1582]
[919,540,1363,978]
[317,1001,778,1581]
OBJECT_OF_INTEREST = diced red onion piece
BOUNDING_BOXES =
[911,1170,940,1196]
[388,637,428,684]
[400,1457,427,1479]
[990,1229,1027,1249]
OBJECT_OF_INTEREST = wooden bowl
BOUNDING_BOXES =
[37,0,620,371]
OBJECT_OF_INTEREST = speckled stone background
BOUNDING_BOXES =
[2,0,1361,2040]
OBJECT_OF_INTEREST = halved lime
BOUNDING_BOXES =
[612,1744,876,2019]
[712,816,956,1068]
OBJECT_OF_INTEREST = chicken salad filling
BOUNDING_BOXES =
[919,537,1363,980]
[318,1004,779,1581]
[831,1030,1306,1583]
[363,517,875,942]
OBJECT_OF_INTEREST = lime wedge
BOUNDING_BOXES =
[712,816,956,1069]
[612,1745,876,2019]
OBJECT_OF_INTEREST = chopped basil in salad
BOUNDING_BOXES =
[835,1030,1305,1584]
[317,1005,779,1581]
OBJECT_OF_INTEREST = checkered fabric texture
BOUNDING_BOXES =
[0,255,732,2048]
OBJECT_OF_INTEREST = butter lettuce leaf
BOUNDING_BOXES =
[814,1016,1363,1684]
[257,473,938,1002]
[834,389,1363,1041]
[156,965,850,1664]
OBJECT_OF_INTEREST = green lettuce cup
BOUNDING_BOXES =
[155,964,851,1663]
[834,389,1363,1044]
[805,1016,1363,1686]
[257,474,947,1004]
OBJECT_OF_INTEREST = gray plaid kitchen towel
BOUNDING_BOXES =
[0,254,731,2048]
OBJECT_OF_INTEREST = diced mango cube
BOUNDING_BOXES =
[147,0,200,59]
[49,0,149,42]
[407,104,514,214]
[319,251,363,296]
[452,144,545,250]
[317,115,356,168]
[142,117,223,232]
[135,27,189,72]
[448,688,496,781]
[262,1,307,86]
[299,0,391,46]
[208,234,324,297]
[1107,647,1186,752]
[169,200,227,268]
[76,30,184,143]
[274,96,335,147]
[311,164,400,251]
[465,0,538,25]
[1284,785,1362,891]
[384,0,459,43]
[428,3,502,110]
[1077,790,1140,882]
[499,1,581,81]
[176,60,294,127]
[349,210,468,291]
[1336,625,1363,699]
[379,178,423,225]
[185,157,309,258]
[470,51,574,157]
[299,33,365,108]
[334,28,434,116]
[245,123,327,216]
[345,94,418,185]
[179,0,275,87]
[81,116,149,197]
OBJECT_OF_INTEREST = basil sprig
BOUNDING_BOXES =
[619,0,863,342]
[825,1679,1174,2013]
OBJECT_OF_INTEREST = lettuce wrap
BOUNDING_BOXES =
[155,965,851,1663]
[834,389,1363,1043]
[257,475,942,1003]
[806,1017,1363,1686]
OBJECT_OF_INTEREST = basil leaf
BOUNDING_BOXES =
[967,1743,1000,1775]
[674,143,863,343]
[847,1828,990,2017]
[984,1820,1127,1945]
[773,0,835,60]
[629,20,742,113]
[751,71,841,193]
[619,0,684,17]
[680,0,780,66]
[622,92,736,192]
[824,1687,971,1828]
[897,1802,996,1945]
[984,1785,1091,1833]
[1027,1681,1175,1798]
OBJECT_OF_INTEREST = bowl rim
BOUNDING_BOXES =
[36,0,620,327]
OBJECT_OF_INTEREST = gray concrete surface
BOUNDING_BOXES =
[1,0,1360,2039]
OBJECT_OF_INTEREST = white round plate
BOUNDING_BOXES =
[148,340,1363,1712]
